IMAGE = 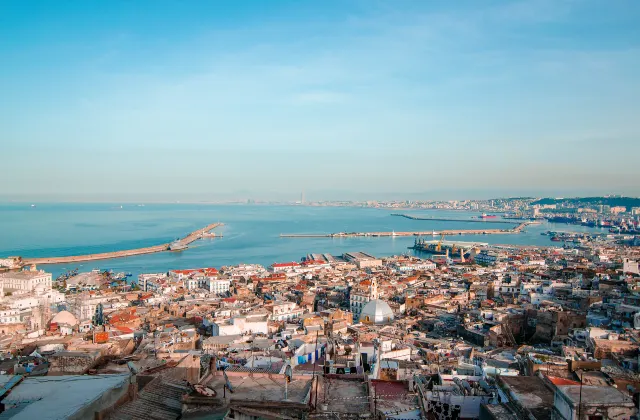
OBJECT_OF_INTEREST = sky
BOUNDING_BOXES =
[1,0,639,202]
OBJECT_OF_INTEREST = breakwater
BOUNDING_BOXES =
[20,222,224,266]
[280,222,530,238]
[391,213,516,225]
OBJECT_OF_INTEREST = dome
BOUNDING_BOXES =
[51,310,78,326]
[360,299,394,325]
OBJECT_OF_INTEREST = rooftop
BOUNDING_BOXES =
[557,384,636,406]
[0,270,49,280]
[0,374,130,420]
[206,372,312,404]
[498,376,555,420]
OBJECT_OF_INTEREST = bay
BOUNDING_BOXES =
[0,203,607,279]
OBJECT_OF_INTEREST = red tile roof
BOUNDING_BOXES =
[547,376,581,386]
[271,262,300,268]
[170,267,218,276]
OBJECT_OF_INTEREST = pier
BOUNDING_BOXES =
[20,222,224,266]
[280,222,531,238]
[391,213,516,225]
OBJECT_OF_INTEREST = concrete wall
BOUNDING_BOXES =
[48,350,101,374]
[82,377,137,420]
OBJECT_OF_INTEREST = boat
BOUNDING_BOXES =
[168,241,188,251]
[551,237,561,242]
[479,213,497,219]
[30,204,36,208]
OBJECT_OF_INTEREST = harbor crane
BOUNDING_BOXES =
[436,233,446,252]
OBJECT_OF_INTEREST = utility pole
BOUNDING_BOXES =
[312,331,319,407]
[578,370,584,420]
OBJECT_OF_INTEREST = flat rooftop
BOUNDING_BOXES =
[557,385,635,406]
[499,376,554,420]
[343,251,378,261]
[206,372,312,404]
[0,374,130,420]
[0,271,49,279]
[316,376,370,414]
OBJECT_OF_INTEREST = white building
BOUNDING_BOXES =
[270,262,300,273]
[0,270,52,296]
[211,314,269,336]
[207,278,230,295]
[359,299,395,325]
[350,278,379,322]
[139,273,169,292]
[396,260,436,272]
[623,258,640,275]
[72,294,115,321]
[267,301,304,321]
[0,307,20,324]
[5,285,66,310]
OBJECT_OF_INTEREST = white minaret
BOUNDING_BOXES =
[370,278,379,300]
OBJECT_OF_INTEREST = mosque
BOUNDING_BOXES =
[350,278,394,325]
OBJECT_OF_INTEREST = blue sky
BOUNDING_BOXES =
[1,0,639,201]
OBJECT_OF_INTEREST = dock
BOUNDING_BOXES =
[391,213,517,225]
[280,222,531,238]
[20,222,224,266]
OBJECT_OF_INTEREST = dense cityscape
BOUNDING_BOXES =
[3,0,640,418]
[1,198,640,419]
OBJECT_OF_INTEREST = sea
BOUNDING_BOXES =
[0,203,608,280]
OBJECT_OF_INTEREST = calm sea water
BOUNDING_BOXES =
[0,203,607,279]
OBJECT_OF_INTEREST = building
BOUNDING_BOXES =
[266,301,304,321]
[396,260,436,272]
[552,385,637,420]
[0,307,20,325]
[139,273,169,292]
[207,278,230,294]
[210,314,268,336]
[0,373,134,419]
[350,278,379,322]
[623,258,640,275]
[343,252,383,269]
[270,262,300,273]
[475,250,499,265]
[359,299,394,325]
[71,294,114,321]
[0,270,52,295]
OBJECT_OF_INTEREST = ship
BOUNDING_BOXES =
[479,213,497,219]
[168,241,188,251]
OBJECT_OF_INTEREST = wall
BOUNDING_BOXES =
[81,376,137,420]
[457,325,489,347]
[48,350,101,374]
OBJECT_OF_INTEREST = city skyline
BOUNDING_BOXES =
[2,0,640,198]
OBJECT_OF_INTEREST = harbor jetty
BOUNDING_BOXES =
[391,213,516,225]
[280,222,531,238]
[20,222,224,266]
